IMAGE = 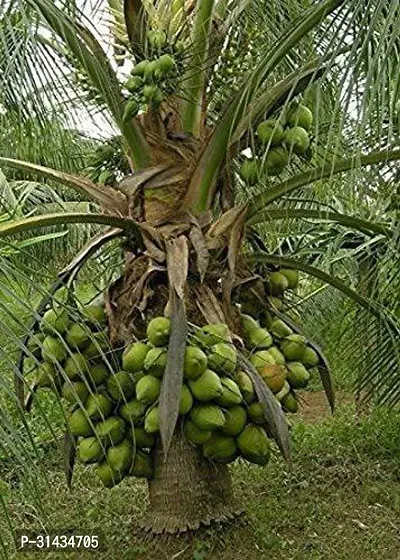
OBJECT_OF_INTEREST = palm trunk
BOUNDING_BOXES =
[142,429,242,534]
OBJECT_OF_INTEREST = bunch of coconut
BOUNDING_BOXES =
[239,102,314,184]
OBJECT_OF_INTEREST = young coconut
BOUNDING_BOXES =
[247,327,273,349]
[270,319,293,339]
[194,323,231,347]
[235,371,255,403]
[179,384,194,415]
[68,409,94,438]
[120,399,147,424]
[280,334,307,361]
[127,426,156,449]
[85,393,113,421]
[143,347,167,378]
[122,341,150,373]
[216,378,243,407]
[78,437,104,464]
[221,405,247,436]
[96,461,123,488]
[237,424,271,465]
[130,450,154,478]
[42,308,71,335]
[106,371,136,401]
[286,362,310,389]
[135,375,161,405]
[207,343,237,375]
[203,434,237,463]
[65,324,91,350]
[190,405,226,431]
[256,119,284,146]
[259,364,286,393]
[268,271,289,295]
[146,316,171,346]
[144,406,160,433]
[96,417,126,447]
[301,347,319,367]
[41,336,67,364]
[250,350,276,371]
[107,439,132,474]
[61,381,89,404]
[188,369,223,402]
[184,420,212,445]
[183,346,208,380]
[63,353,90,380]
[284,126,310,154]
[247,402,265,424]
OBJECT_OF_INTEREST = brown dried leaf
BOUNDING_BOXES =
[189,224,209,282]
[206,204,247,249]
[194,285,226,324]
[166,236,189,300]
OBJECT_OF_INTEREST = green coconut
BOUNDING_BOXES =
[203,434,237,463]
[268,272,289,295]
[147,30,167,50]
[87,363,109,386]
[280,268,299,289]
[184,420,212,445]
[96,461,123,488]
[195,323,231,347]
[274,380,291,402]
[143,84,163,105]
[270,319,293,339]
[136,375,161,405]
[287,104,313,130]
[301,347,319,367]
[221,405,247,436]
[147,317,171,346]
[63,353,90,381]
[122,341,149,373]
[68,409,94,437]
[284,126,310,154]
[179,384,194,415]
[120,399,147,424]
[144,406,160,433]
[131,60,150,76]
[286,362,310,389]
[130,450,153,478]
[127,426,156,449]
[259,364,286,394]
[266,346,286,365]
[250,350,276,371]
[248,327,273,349]
[247,402,265,424]
[62,381,89,404]
[42,308,71,335]
[183,346,208,380]
[26,332,45,360]
[265,147,289,176]
[65,324,91,350]
[280,334,307,361]
[125,76,143,92]
[143,60,158,83]
[190,405,226,431]
[144,347,167,378]
[41,336,67,364]
[237,424,271,465]
[240,159,259,185]
[83,332,110,360]
[85,393,113,421]
[82,304,106,326]
[207,343,237,374]
[123,99,139,122]
[235,371,255,403]
[106,371,135,401]
[281,391,299,413]
[268,296,284,310]
[36,362,60,389]
[240,314,259,335]
[256,119,284,145]
[188,369,223,402]
[216,378,243,407]
[107,439,132,473]
[96,417,126,447]
[78,437,104,464]
[154,53,175,78]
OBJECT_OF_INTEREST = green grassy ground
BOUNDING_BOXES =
[1,402,399,560]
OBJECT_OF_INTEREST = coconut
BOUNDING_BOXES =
[61,381,89,404]
[123,99,139,121]
[256,119,284,146]
[268,272,289,295]
[106,371,135,401]
[36,362,60,389]
[188,369,223,401]
[270,319,293,339]
[144,347,168,378]
[68,409,94,437]
[143,84,163,105]
[143,60,158,83]
[250,350,276,371]
[130,450,154,478]
[82,304,106,326]
[154,54,175,78]
[136,375,161,405]
[248,327,273,349]
[120,399,147,424]
[247,402,265,424]
[96,417,126,447]
[203,434,237,463]
[240,159,259,184]
[287,104,313,130]
[274,381,291,402]
[268,296,284,310]
[184,420,212,445]
[26,332,45,360]
[42,308,71,335]
[281,392,298,413]
[284,126,310,154]
[236,424,271,465]
[195,323,231,347]
[240,314,259,335]
[83,332,110,360]
[131,60,150,76]
[216,378,243,407]
[221,405,247,436]
[122,341,149,373]
[259,364,286,393]
[66,324,91,350]
[78,437,104,464]
[183,346,208,380]
[301,347,319,367]
[146,316,171,347]
[85,393,113,421]
[147,30,167,50]
[127,426,156,449]
[280,268,299,289]
[207,343,237,374]
[266,346,286,365]
[41,336,67,364]
[235,371,255,403]
[63,353,89,381]
[280,334,307,361]
[286,362,310,389]
[190,405,226,431]
[125,76,143,92]
[107,439,132,473]
[179,384,194,415]
[265,147,289,175]
[144,406,160,433]
[87,363,109,386]
[96,461,123,488]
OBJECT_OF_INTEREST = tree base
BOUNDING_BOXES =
[140,430,244,534]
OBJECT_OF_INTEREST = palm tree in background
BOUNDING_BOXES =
[0,0,399,533]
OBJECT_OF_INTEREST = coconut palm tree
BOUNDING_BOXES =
[0,0,399,533]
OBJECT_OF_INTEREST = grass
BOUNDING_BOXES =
[1,402,399,560]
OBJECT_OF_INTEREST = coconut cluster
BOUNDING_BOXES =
[123,31,182,119]
[240,102,314,184]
